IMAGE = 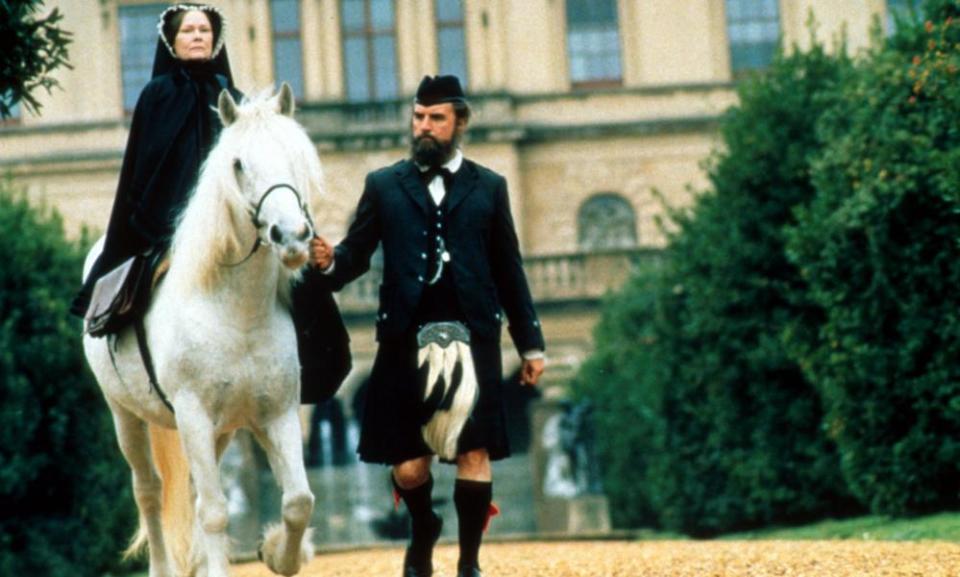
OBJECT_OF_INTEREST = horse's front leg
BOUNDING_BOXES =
[174,393,230,577]
[254,407,315,576]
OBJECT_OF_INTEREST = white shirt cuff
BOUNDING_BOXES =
[317,260,335,274]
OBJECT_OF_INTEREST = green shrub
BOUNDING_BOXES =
[785,0,960,515]
[0,183,138,576]
[571,262,664,528]
[574,43,860,535]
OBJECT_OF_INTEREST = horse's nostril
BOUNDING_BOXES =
[269,224,283,244]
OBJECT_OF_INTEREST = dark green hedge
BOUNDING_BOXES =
[572,263,664,529]
[785,0,960,515]
[0,184,138,576]
[573,43,860,535]
[577,0,960,533]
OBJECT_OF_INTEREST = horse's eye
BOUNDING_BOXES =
[233,158,243,174]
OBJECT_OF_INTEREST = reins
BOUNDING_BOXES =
[220,182,313,267]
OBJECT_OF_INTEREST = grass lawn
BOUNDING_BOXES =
[719,511,960,542]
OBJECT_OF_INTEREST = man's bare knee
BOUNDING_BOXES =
[392,456,432,489]
[456,449,491,480]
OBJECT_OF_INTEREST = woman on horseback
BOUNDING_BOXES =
[70,3,240,318]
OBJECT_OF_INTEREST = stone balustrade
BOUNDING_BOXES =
[336,248,657,315]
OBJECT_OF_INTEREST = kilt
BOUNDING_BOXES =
[356,331,510,465]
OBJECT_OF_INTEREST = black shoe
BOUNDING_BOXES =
[402,513,443,577]
[456,564,483,577]
[402,551,432,577]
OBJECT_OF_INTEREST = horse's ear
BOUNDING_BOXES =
[276,82,295,117]
[218,89,239,126]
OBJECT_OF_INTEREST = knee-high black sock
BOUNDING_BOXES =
[393,474,439,566]
[454,479,492,570]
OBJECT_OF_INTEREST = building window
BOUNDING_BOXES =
[271,0,305,99]
[119,4,166,112]
[341,0,399,102]
[887,0,922,35]
[578,194,637,250]
[565,0,622,86]
[725,0,781,75]
[435,0,467,83]
[2,91,20,123]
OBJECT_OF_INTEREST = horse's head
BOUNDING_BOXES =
[168,84,325,297]
[216,83,320,270]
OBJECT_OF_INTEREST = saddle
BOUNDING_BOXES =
[85,249,168,338]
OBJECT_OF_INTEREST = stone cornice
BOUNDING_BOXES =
[307,115,720,151]
[0,118,127,137]
[0,83,733,165]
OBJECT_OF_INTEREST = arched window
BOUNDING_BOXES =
[577,193,637,250]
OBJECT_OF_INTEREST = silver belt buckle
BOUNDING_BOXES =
[417,321,470,348]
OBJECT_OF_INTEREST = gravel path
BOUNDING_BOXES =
[231,540,960,577]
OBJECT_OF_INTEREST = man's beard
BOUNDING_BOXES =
[411,132,459,168]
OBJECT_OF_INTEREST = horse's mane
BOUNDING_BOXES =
[166,89,323,301]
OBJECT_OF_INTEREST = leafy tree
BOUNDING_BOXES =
[0,182,138,576]
[574,42,860,534]
[786,0,960,515]
[0,0,72,118]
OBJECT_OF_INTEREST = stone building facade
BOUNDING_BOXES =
[2,1,897,250]
[0,0,910,439]
[0,0,913,393]
[0,0,918,542]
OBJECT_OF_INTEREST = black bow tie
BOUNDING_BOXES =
[420,166,455,189]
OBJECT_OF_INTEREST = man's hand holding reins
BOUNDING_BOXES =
[310,235,334,271]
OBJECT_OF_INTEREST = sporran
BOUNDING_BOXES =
[416,321,479,460]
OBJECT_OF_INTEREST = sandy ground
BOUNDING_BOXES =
[231,540,960,577]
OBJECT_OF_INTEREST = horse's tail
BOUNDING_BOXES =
[419,341,479,461]
[123,425,195,574]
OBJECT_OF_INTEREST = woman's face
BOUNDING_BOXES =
[174,10,214,61]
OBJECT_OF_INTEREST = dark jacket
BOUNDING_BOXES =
[328,158,544,355]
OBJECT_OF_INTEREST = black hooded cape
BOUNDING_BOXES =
[73,38,240,310]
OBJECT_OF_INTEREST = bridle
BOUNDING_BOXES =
[221,183,314,267]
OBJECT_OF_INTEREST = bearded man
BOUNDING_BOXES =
[310,75,545,577]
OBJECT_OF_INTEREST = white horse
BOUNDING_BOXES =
[83,84,321,577]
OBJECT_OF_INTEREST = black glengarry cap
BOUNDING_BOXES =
[414,75,466,106]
